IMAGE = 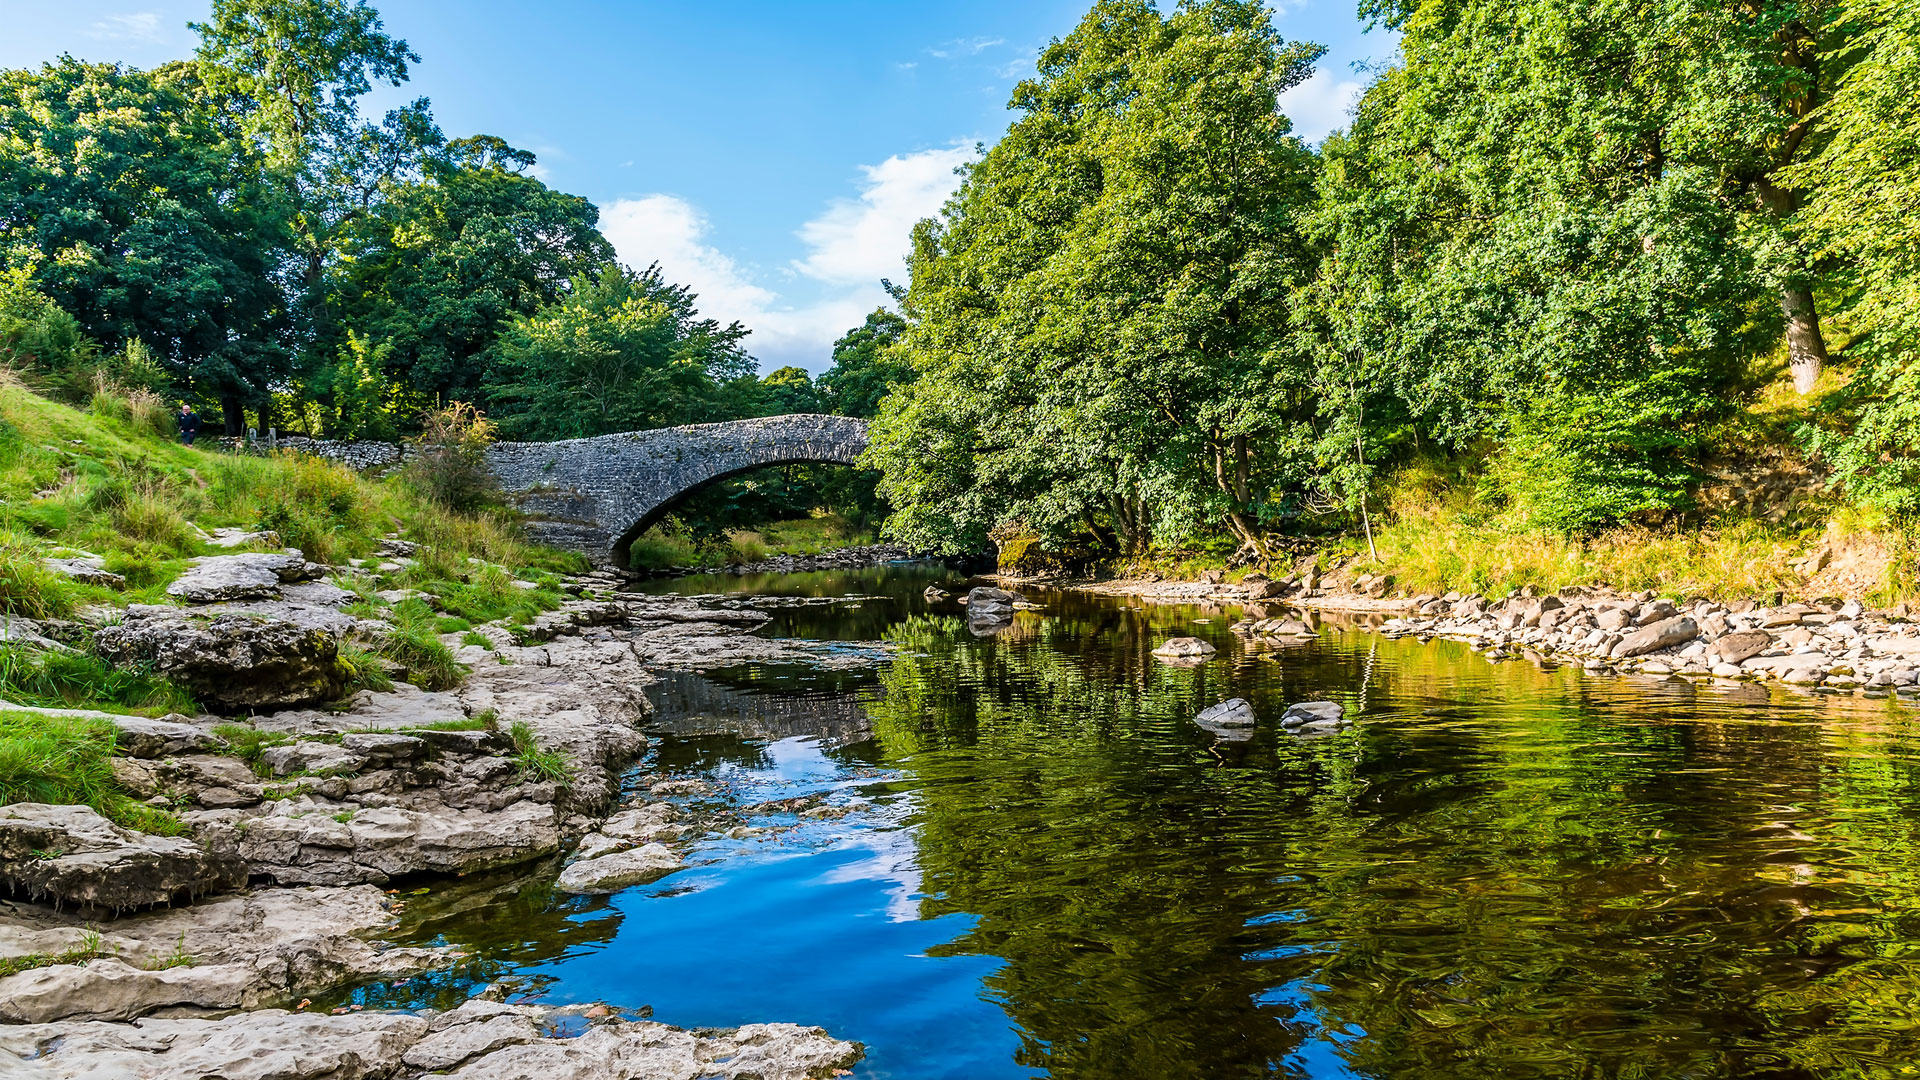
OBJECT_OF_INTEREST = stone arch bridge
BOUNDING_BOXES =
[484,414,870,565]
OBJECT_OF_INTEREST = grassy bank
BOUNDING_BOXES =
[1095,508,1916,607]
[0,377,586,830]
[627,512,876,571]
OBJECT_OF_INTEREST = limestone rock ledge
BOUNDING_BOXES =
[0,999,864,1080]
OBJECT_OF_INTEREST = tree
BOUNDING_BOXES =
[869,0,1322,557]
[325,139,615,401]
[819,309,912,418]
[1357,0,1850,394]
[759,366,823,414]
[0,58,288,419]
[192,0,423,304]
[481,263,756,439]
[1784,0,1920,512]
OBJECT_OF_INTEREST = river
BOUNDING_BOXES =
[318,564,1920,1079]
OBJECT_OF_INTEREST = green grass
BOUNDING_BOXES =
[0,711,184,834]
[0,645,196,716]
[0,929,109,978]
[377,599,465,691]
[627,512,876,571]
[209,722,292,777]
[507,720,569,784]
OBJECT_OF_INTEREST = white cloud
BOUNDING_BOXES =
[88,13,165,42]
[601,146,973,372]
[1278,70,1364,142]
[792,145,973,287]
[928,36,1004,59]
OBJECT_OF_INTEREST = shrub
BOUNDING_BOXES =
[404,403,500,513]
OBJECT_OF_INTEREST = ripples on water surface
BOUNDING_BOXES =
[336,565,1920,1079]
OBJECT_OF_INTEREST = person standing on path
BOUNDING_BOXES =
[178,403,200,445]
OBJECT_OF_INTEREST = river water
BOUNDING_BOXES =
[331,565,1920,1079]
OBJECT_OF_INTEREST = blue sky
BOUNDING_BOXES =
[2,1,1394,371]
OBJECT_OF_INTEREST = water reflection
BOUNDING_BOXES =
[335,568,1920,1079]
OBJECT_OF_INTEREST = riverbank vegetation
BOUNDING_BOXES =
[866,0,1920,603]
[6,0,1919,592]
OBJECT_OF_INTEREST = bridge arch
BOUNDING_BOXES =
[486,414,870,566]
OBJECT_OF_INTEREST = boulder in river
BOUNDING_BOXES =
[1194,698,1256,741]
[965,587,1020,620]
[0,803,246,912]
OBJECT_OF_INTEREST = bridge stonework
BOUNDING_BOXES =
[485,414,870,565]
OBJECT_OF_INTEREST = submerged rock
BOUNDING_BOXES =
[1280,701,1347,730]
[0,803,245,913]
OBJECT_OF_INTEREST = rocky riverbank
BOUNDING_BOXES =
[0,561,871,1078]
[1022,574,1920,696]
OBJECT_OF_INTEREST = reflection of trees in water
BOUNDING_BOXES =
[306,857,624,1013]
[865,612,1920,1078]
[645,669,875,749]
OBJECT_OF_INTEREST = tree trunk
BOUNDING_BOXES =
[221,395,246,437]
[1780,282,1828,393]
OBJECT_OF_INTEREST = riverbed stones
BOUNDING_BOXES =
[1614,616,1699,658]
[0,803,246,913]
[555,842,682,894]
[1195,699,1255,727]
[93,605,348,710]
[166,552,324,603]
[1710,629,1774,664]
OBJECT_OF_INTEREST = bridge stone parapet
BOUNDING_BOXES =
[486,414,870,565]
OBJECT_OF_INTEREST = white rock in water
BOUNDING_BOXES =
[1152,637,1217,658]
[554,843,682,894]
[1194,698,1255,727]
[1280,700,1345,729]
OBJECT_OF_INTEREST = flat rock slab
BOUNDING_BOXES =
[111,716,225,759]
[43,555,125,588]
[0,803,245,913]
[167,553,322,603]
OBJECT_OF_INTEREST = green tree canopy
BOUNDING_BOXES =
[819,308,912,418]
[481,263,756,439]
[868,0,1323,557]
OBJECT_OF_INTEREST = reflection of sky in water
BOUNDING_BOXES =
[520,735,1020,1080]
